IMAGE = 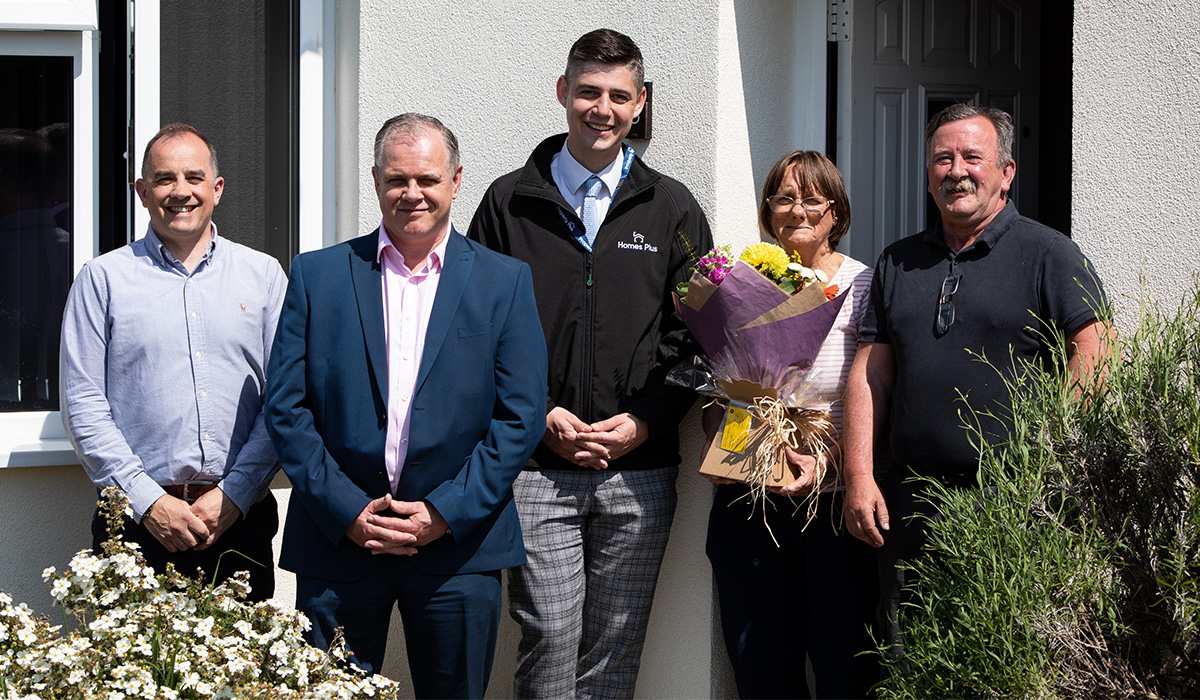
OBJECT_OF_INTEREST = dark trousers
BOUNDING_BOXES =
[296,560,502,699]
[91,491,278,602]
[877,468,980,660]
[707,486,880,699]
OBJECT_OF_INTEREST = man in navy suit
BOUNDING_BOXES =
[265,113,548,698]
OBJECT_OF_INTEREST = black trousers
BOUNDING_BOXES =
[707,486,880,699]
[92,490,278,602]
[877,468,983,660]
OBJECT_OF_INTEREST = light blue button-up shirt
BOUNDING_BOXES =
[60,225,286,520]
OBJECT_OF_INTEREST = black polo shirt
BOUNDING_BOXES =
[859,200,1106,479]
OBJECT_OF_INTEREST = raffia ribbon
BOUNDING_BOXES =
[738,396,839,545]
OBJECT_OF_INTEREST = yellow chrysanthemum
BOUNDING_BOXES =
[740,242,791,281]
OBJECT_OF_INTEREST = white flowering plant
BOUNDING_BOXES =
[0,488,399,699]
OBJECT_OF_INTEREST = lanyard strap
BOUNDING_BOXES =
[557,146,636,251]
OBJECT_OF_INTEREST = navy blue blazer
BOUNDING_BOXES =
[265,229,548,581]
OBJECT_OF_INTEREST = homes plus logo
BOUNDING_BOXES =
[617,231,658,253]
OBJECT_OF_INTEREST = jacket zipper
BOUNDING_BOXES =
[581,249,595,420]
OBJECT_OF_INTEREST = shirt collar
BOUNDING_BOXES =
[376,220,449,273]
[925,199,1018,254]
[555,139,626,197]
[144,222,219,269]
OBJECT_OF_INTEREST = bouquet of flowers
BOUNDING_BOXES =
[673,241,847,531]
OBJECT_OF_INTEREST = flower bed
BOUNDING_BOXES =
[1,489,399,699]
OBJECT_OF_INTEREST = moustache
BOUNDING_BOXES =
[941,177,977,195]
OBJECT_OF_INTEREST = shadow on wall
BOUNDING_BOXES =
[735,0,800,235]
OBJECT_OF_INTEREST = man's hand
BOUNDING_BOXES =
[577,413,648,469]
[771,448,821,497]
[346,495,418,555]
[843,342,895,548]
[190,488,242,550]
[844,478,889,548]
[143,494,211,553]
[543,407,594,462]
[375,499,449,548]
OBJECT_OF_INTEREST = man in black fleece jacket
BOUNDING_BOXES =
[468,28,712,700]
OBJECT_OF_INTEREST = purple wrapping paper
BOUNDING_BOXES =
[675,262,789,358]
[674,260,846,398]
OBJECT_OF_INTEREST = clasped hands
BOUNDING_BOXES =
[144,487,241,553]
[346,494,449,556]
[542,407,648,469]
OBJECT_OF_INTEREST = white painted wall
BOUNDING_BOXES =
[1072,1,1200,320]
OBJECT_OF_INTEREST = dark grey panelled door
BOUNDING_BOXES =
[844,0,1040,265]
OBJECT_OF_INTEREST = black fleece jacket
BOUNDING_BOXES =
[467,134,714,471]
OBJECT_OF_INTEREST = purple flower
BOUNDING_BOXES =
[696,246,734,286]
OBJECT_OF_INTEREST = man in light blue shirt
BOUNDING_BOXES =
[60,123,286,600]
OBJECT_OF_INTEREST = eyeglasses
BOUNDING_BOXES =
[766,195,834,216]
[937,273,960,334]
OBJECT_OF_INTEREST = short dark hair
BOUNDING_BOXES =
[924,103,1014,168]
[373,113,460,173]
[141,123,218,179]
[564,28,644,90]
[758,150,852,251]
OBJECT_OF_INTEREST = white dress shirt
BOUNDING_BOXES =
[550,141,627,229]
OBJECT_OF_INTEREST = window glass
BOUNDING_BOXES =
[0,55,73,412]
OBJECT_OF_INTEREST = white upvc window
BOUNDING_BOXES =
[299,0,337,253]
[0,2,99,467]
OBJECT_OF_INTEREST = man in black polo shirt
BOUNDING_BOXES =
[841,104,1109,648]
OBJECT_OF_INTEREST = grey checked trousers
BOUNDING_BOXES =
[508,466,678,700]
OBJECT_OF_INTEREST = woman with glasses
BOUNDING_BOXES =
[704,150,880,699]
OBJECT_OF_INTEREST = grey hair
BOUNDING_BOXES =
[373,113,460,173]
[924,103,1014,168]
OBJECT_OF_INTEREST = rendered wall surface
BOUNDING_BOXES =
[0,466,95,617]
[1073,1,1200,320]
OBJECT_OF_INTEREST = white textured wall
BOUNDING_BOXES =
[715,1,797,249]
[0,466,95,616]
[1073,1,1200,319]
[348,0,724,241]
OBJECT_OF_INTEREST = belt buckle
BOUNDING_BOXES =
[183,476,220,504]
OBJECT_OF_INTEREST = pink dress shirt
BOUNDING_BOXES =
[377,224,448,492]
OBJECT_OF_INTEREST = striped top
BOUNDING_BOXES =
[809,255,873,437]
[804,256,873,491]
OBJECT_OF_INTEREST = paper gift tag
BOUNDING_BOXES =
[720,403,753,453]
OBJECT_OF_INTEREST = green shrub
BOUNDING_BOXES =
[878,280,1200,699]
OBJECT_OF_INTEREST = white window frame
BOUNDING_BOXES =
[0,5,99,467]
[299,0,337,253]
[130,0,159,239]
[792,0,828,152]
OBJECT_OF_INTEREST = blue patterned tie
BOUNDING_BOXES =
[580,175,603,251]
